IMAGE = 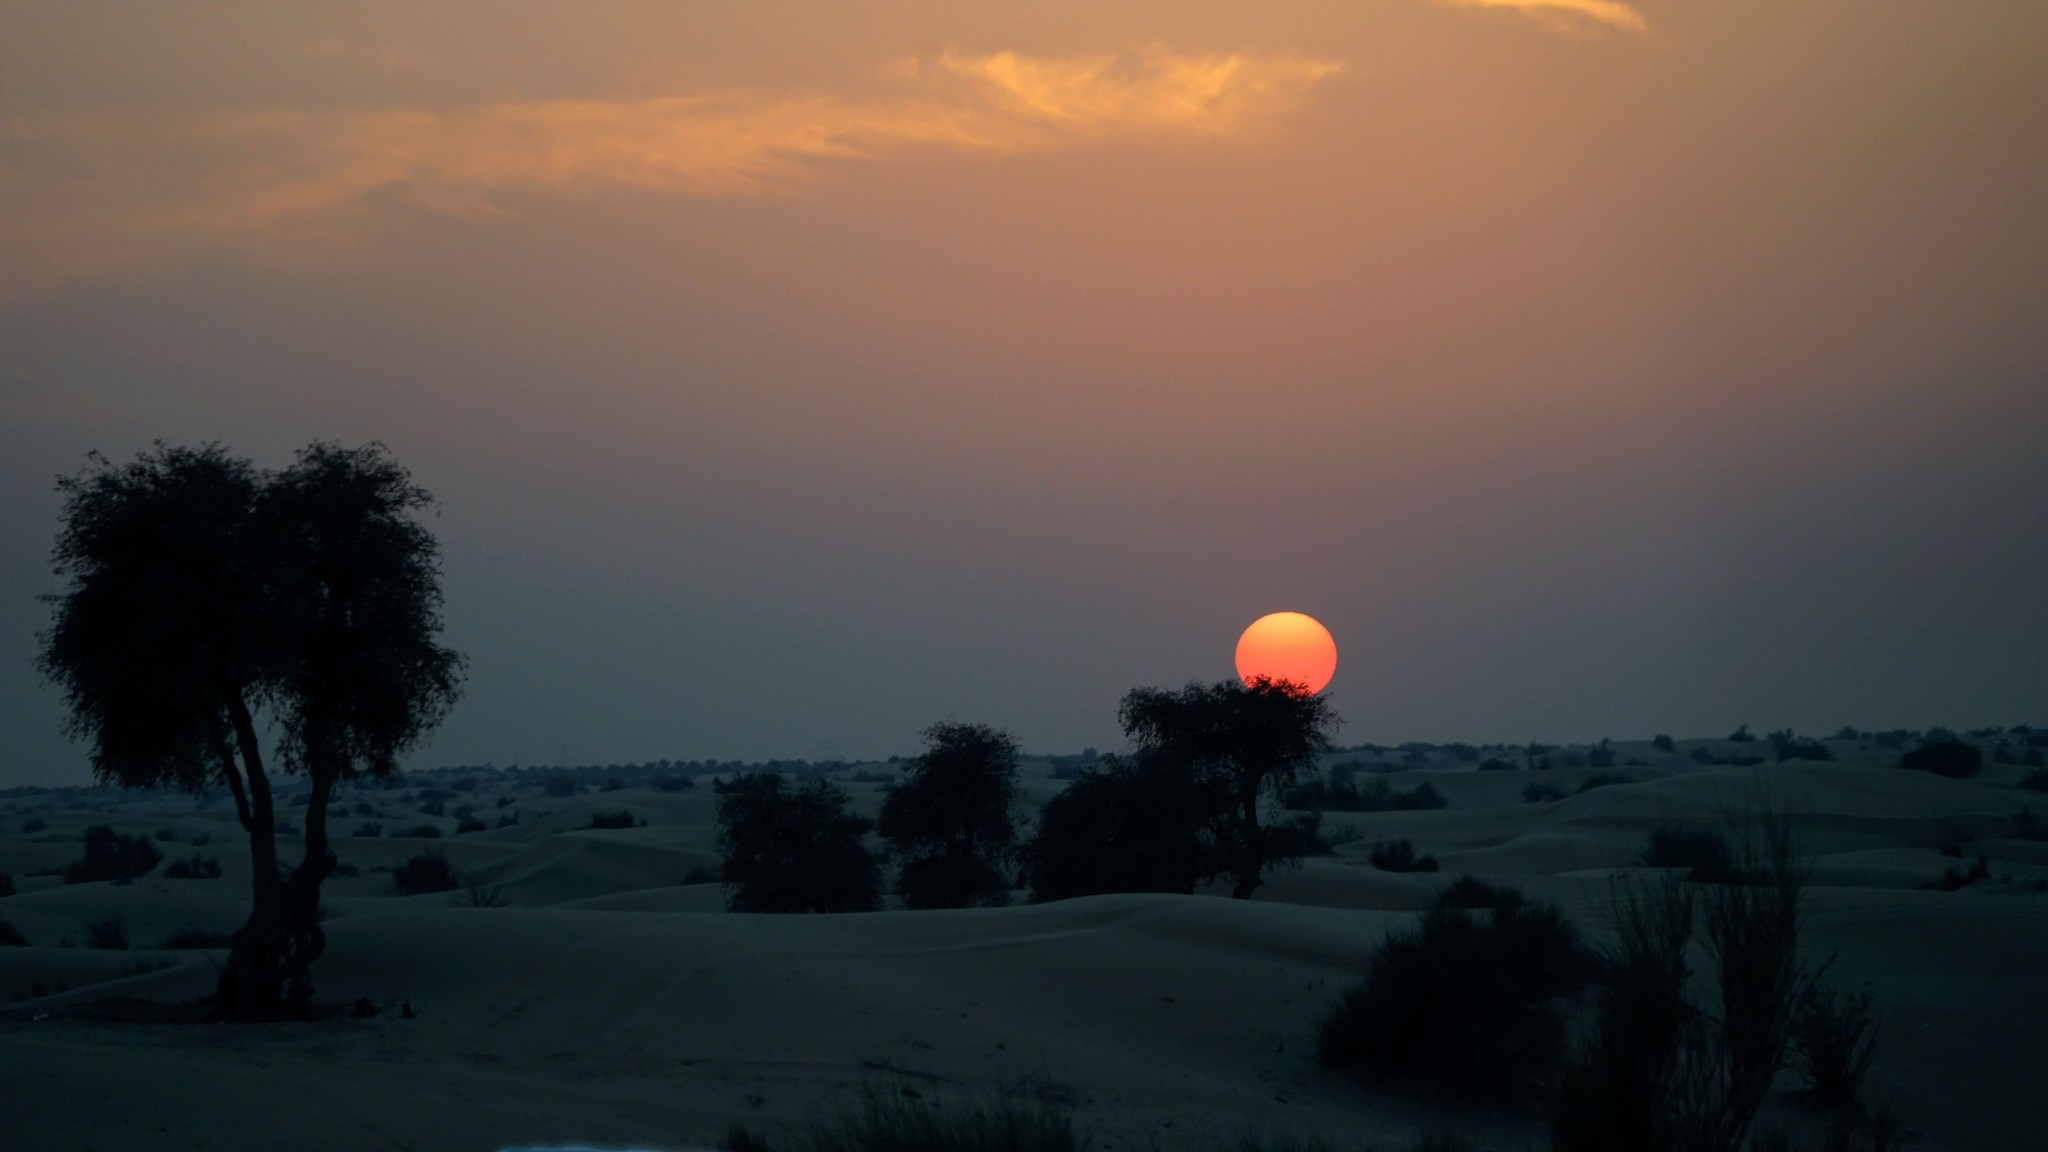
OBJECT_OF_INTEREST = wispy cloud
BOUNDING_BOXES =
[0,48,1340,290]
[1435,0,1650,36]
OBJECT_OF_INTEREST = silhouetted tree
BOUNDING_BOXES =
[38,442,463,1018]
[1023,751,1220,902]
[1119,677,1339,899]
[878,723,1020,909]
[716,773,880,913]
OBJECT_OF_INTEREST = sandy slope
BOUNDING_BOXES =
[2,751,2045,1151]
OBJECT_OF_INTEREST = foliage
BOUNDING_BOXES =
[1901,738,1982,779]
[84,915,130,950]
[716,773,880,913]
[0,869,13,899]
[402,824,442,838]
[1281,776,1445,812]
[1770,730,1836,763]
[1587,740,1618,769]
[1024,752,1219,902]
[2019,767,2048,791]
[391,850,459,894]
[1795,985,1878,1109]
[36,441,464,1019]
[64,824,163,883]
[1575,772,1635,794]
[879,723,1021,909]
[543,777,581,797]
[1523,782,1567,803]
[798,1087,1085,1152]
[1369,838,1440,873]
[587,810,640,829]
[455,816,487,834]
[1653,735,1677,753]
[1641,828,1748,885]
[1477,756,1517,772]
[1319,886,1586,1102]
[1729,725,1755,742]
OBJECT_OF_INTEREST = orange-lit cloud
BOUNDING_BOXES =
[0,48,1340,291]
[1436,0,1650,36]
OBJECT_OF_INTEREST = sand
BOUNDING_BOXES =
[2,740,2044,1151]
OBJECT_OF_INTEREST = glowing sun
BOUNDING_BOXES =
[1235,611,1337,693]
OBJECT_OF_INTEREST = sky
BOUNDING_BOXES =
[1,0,2043,785]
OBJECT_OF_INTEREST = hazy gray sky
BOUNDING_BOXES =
[2,1,2043,785]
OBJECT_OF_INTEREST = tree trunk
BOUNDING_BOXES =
[1231,782,1264,900]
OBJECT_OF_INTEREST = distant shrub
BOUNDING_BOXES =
[464,881,506,908]
[64,825,162,883]
[656,774,696,792]
[22,817,47,834]
[418,799,445,817]
[1769,730,1835,762]
[1319,890,1585,1102]
[601,778,626,793]
[1901,739,1982,779]
[391,850,459,894]
[162,927,233,949]
[1559,753,1588,769]
[1445,743,1480,763]
[1523,782,1567,803]
[1434,875,1517,910]
[354,801,376,817]
[684,866,719,885]
[799,1087,1083,1152]
[0,920,27,946]
[1935,823,1973,858]
[2025,750,2046,769]
[1796,985,1878,1109]
[1477,757,1517,772]
[84,915,129,950]
[1641,828,1746,885]
[543,776,581,798]
[1652,735,1676,753]
[1587,741,1618,769]
[454,816,487,834]
[2012,807,2048,842]
[416,787,455,802]
[1689,746,1718,765]
[1991,747,2017,765]
[716,773,880,913]
[154,827,179,842]
[402,824,442,838]
[1281,777,1446,812]
[163,854,221,879]
[588,810,641,830]
[1369,838,1439,873]
[495,812,520,829]
[1833,726,1862,741]
[1729,724,1755,742]
[1575,772,1634,795]
[2020,767,2048,791]
[0,869,13,898]
[352,822,383,838]
[1923,856,1989,892]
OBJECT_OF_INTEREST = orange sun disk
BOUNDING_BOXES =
[1235,611,1337,693]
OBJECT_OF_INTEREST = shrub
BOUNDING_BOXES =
[402,824,442,838]
[64,825,163,883]
[0,920,27,946]
[1652,735,1676,753]
[802,1087,1083,1152]
[543,776,581,797]
[1641,828,1747,885]
[1477,757,1516,772]
[0,869,13,898]
[84,915,129,950]
[2020,767,2048,791]
[1319,890,1585,1102]
[1992,747,2017,765]
[162,927,233,949]
[2025,749,2046,769]
[1796,984,1877,1109]
[1923,856,1989,892]
[22,816,47,834]
[418,799,445,817]
[2012,807,2048,842]
[463,881,505,908]
[1026,753,1218,902]
[716,773,880,913]
[352,822,383,838]
[684,866,719,885]
[601,778,626,793]
[391,850,459,894]
[1729,724,1755,742]
[1369,838,1439,873]
[587,810,640,830]
[1689,747,1719,765]
[656,774,695,792]
[163,854,222,879]
[455,816,487,834]
[1901,739,1982,779]
[155,827,179,842]
[495,812,520,828]
[1523,782,1567,803]
[1587,741,1618,769]
[1575,772,1634,794]
[1434,875,1516,910]
[1769,730,1834,762]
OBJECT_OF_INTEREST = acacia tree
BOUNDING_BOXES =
[878,723,1020,908]
[716,773,881,913]
[1023,750,1220,902]
[1118,677,1338,899]
[39,442,463,1019]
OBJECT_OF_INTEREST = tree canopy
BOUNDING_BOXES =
[716,773,881,913]
[878,723,1021,908]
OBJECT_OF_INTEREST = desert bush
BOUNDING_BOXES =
[1901,738,1982,779]
[1477,757,1516,772]
[402,824,442,838]
[0,920,27,946]
[391,850,459,894]
[1770,730,1835,763]
[800,1087,1083,1152]
[1319,888,1585,1102]
[354,801,376,817]
[155,827,179,842]
[1729,724,1755,742]
[64,824,162,883]
[463,880,505,907]
[1795,985,1878,1109]
[2020,767,2048,791]
[1923,856,1989,891]
[164,853,222,879]
[1283,777,1446,812]
[84,915,129,950]
[1369,838,1439,873]
[495,812,520,828]
[2012,807,2048,842]
[2024,749,2046,769]
[418,799,445,817]
[1690,747,1719,765]
[189,831,209,846]
[1588,740,1618,769]
[1934,823,1973,858]
[587,809,640,830]
[455,816,487,834]
[162,927,233,949]
[1575,772,1634,794]
[601,778,626,793]
[656,774,695,792]
[684,866,719,885]
[0,869,13,898]
[1653,734,1677,753]
[1025,753,1218,902]
[543,776,581,797]
[1434,875,1517,909]
[1550,813,1831,1152]
[1641,828,1748,885]
[1523,782,1567,803]
[716,773,880,913]
[22,816,47,834]
[352,821,382,837]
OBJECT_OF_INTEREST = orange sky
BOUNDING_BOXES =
[1,1,2042,779]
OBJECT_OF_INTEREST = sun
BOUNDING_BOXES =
[1234,611,1337,693]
